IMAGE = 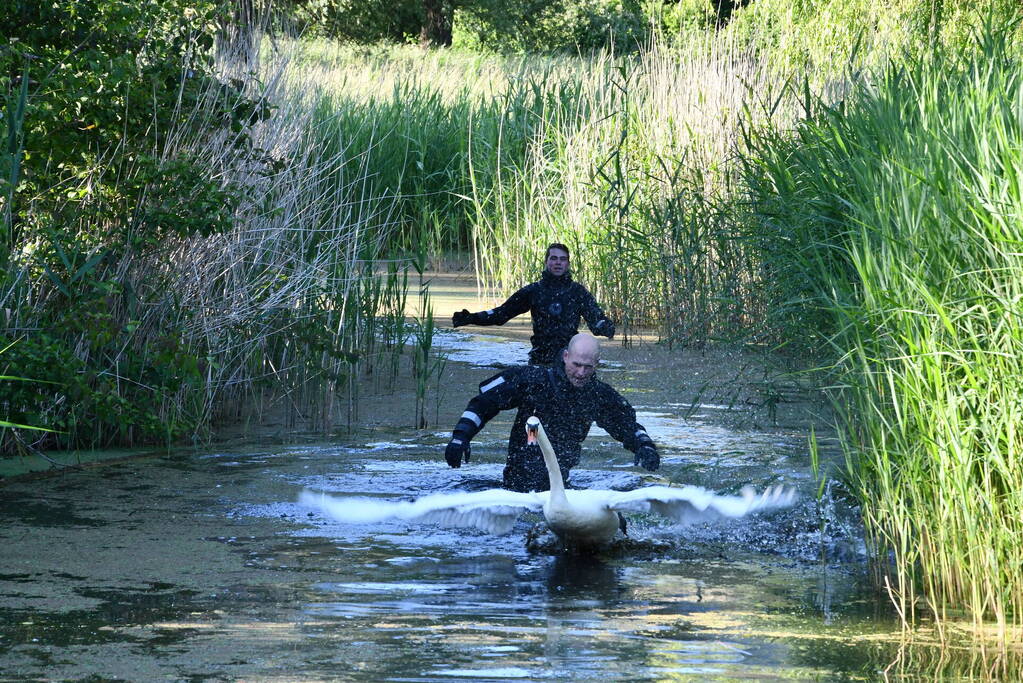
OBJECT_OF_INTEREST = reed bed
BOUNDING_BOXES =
[149,54,454,435]
[742,28,1023,635]
[269,35,814,345]
[260,19,1023,635]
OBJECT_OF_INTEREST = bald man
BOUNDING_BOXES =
[444,333,660,492]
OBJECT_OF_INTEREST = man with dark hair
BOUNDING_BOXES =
[452,243,615,365]
[444,333,659,492]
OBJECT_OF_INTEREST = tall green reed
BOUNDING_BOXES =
[408,236,447,430]
[274,36,800,344]
[742,24,1023,635]
[409,283,446,430]
[379,259,412,386]
[723,0,1021,77]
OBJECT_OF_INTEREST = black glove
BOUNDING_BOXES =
[445,438,471,468]
[452,309,474,327]
[634,444,659,471]
[596,318,615,339]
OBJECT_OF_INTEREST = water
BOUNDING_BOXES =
[0,339,1013,680]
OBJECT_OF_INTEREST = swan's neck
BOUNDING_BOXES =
[535,423,567,504]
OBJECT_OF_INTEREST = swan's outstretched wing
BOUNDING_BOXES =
[606,485,796,525]
[299,489,546,535]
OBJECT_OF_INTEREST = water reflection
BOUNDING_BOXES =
[880,641,1023,681]
[543,554,622,602]
[292,539,895,680]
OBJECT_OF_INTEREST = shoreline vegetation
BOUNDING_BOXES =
[4,0,1023,642]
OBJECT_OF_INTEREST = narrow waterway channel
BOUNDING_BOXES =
[1,321,1014,680]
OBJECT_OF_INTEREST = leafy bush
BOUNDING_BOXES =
[2,1,249,269]
[0,329,205,451]
[278,0,424,43]
[649,0,719,36]
[0,1,271,452]
[456,0,652,54]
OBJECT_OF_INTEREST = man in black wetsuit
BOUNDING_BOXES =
[443,333,660,492]
[451,243,615,365]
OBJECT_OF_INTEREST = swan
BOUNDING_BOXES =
[300,416,796,548]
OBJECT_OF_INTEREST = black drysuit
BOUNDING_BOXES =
[450,363,656,492]
[457,270,614,365]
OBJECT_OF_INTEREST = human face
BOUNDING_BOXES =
[545,248,569,276]
[562,345,597,387]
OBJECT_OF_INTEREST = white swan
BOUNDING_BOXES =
[300,416,796,548]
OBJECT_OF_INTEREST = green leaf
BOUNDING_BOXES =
[42,264,71,297]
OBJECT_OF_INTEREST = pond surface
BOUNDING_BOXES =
[0,336,1011,680]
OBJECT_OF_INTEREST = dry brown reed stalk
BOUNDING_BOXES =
[162,78,398,428]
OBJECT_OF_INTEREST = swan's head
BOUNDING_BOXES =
[525,416,541,444]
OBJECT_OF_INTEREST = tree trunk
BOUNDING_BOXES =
[419,0,452,48]
[219,0,257,66]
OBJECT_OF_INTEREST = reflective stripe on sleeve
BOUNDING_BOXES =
[479,376,506,393]
[461,411,482,427]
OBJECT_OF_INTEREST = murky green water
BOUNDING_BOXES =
[1,342,1016,680]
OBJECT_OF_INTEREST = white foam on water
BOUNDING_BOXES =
[316,581,473,595]
[428,667,534,678]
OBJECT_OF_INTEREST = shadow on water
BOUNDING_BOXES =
[0,493,107,528]
[0,585,205,650]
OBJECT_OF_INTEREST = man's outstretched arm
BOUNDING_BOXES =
[443,369,526,467]
[452,286,533,328]
[579,287,615,339]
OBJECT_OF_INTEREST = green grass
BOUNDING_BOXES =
[741,23,1023,635]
